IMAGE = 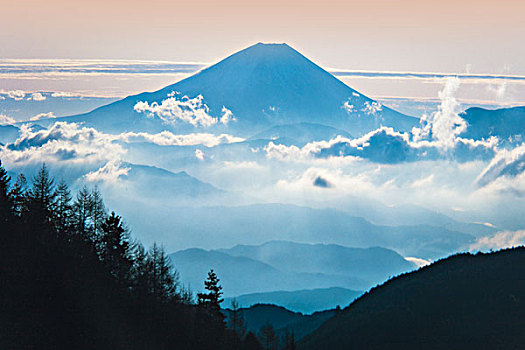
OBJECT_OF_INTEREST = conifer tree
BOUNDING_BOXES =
[244,331,263,350]
[229,299,247,339]
[72,186,92,237]
[28,163,56,224]
[283,329,296,350]
[258,322,278,350]
[147,243,178,301]
[9,174,27,217]
[55,179,73,233]
[99,212,133,286]
[197,269,224,311]
[90,186,106,237]
[0,160,12,224]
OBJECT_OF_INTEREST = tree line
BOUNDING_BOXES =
[0,161,271,349]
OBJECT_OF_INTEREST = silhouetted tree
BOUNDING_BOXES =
[198,269,224,311]
[9,174,27,217]
[147,243,178,301]
[54,179,73,233]
[258,322,278,350]
[229,299,247,339]
[244,331,263,350]
[99,212,134,287]
[27,163,56,224]
[282,329,296,350]
[72,186,92,237]
[0,160,11,224]
[90,186,106,237]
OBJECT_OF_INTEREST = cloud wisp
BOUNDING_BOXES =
[134,94,217,127]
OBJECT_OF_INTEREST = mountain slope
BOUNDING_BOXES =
[219,241,416,283]
[168,248,369,297]
[300,247,525,350]
[45,43,417,136]
[460,106,525,142]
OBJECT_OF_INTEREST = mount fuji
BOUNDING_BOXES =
[40,43,418,138]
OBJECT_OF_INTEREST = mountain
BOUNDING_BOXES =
[0,125,20,145]
[147,204,474,259]
[248,122,352,145]
[223,304,337,342]
[300,247,525,350]
[223,287,362,314]
[42,43,418,137]
[460,106,525,142]
[218,241,416,283]
[168,248,370,297]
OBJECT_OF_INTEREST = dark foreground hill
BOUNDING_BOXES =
[224,303,337,342]
[300,247,525,350]
[0,162,246,350]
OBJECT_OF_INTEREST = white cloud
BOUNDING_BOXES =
[411,77,466,150]
[28,92,46,101]
[220,106,235,125]
[51,91,81,98]
[30,112,57,121]
[134,94,217,127]
[195,149,204,160]
[342,101,356,113]
[117,131,244,147]
[361,101,382,115]
[84,160,131,183]
[470,230,525,251]
[223,161,262,169]
[7,90,26,100]
[0,122,124,165]
[0,114,16,125]
[404,257,432,267]
[476,143,525,187]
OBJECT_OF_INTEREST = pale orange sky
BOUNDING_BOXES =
[1,0,524,75]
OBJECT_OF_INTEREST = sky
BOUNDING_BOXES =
[1,0,525,114]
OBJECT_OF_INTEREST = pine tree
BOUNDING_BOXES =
[28,163,56,224]
[9,174,27,217]
[258,322,278,350]
[146,243,178,301]
[229,299,247,339]
[54,179,73,233]
[197,269,224,311]
[72,186,92,237]
[90,186,106,237]
[130,241,150,297]
[0,160,12,224]
[283,329,296,350]
[244,331,263,350]
[99,212,133,287]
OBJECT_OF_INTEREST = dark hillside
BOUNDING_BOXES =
[301,247,525,350]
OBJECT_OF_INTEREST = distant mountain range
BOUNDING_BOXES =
[169,241,416,298]
[300,247,525,349]
[156,204,474,259]
[218,241,414,283]
[223,287,361,314]
[461,106,525,142]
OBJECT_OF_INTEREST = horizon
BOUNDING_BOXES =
[2,41,525,123]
